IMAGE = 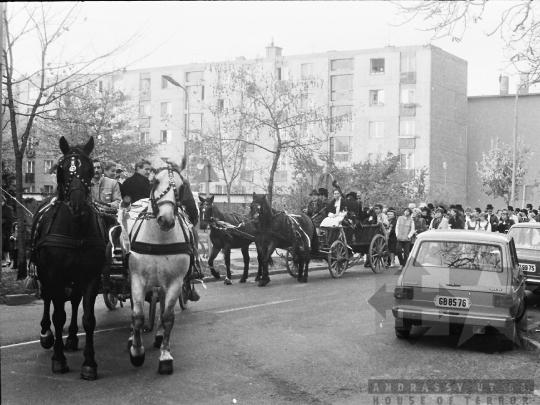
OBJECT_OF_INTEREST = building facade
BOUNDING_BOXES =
[466,92,540,210]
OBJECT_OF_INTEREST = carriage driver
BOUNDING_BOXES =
[91,159,122,210]
[305,189,326,235]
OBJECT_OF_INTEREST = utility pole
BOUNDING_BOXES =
[510,83,523,206]
[162,75,190,179]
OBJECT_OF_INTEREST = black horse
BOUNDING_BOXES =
[31,136,108,380]
[250,193,319,286]
[199,195,261,284]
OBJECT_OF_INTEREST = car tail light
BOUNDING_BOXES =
[492,294,514,308]
[394,286,413,300]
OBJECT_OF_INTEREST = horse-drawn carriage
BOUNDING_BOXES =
[285,220,388,278]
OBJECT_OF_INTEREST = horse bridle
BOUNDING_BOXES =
[57,151,93,200]
[200,201,214,223]
[149,164,185,217]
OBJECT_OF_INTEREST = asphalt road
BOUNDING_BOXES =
[1,262,540,405]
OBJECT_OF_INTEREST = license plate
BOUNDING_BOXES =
[434,296,471,309]
[520,264,536,273]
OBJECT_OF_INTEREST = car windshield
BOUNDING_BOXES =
[508,227,540,250]
[412,241,503,272]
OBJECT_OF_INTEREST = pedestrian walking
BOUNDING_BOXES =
[396,208,415,271]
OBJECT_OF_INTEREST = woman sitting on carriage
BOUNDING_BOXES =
[319,188,347,228]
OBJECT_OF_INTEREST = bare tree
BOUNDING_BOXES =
[393,1,540,86]
[2,3,144,279]
[211,61,345,206]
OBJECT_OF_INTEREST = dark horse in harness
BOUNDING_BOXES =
[199,195,261,284]
[250,193,319,286]
[31,136,107,380]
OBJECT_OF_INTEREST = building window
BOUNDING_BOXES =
[400,54,416,73]
[369,90,385,106]
[44,159,53,174]
[188,113,203,131]
[401,89,416,105]
[98,81,103,93]
[28,85,40,101]
[139,132,150,145]
[331,59,354,70]
[27,160,35,173]
[185,71,203,82]
[241,158,254,182]
[400,151,414,170]
[370,58,385,74]
[161,102,172,117]
[301,63,314,78]
[139,103,151,117]
[331,74,353,101]
[186,85,205,107]
[160,130,172,144]
[140,78,150,92]
[276,67,282,80]
[217,99,230,113]
[245,133,254,152]
[275,153,288,182]
[399,119,415,137]
[369,121,384,138]
[330,137,350,162]
[331,105,353,132]
[162,76,174,89]
[43,185,54,194]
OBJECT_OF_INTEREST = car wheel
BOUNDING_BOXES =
[515,297,527,323]
[395,319,412,339]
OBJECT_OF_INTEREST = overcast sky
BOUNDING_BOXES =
[12,1,537,96]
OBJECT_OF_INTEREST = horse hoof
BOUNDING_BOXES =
[154,335,163,349]
[254,276,261,282]
[80,366,98,381]
[297,277,307,283]
[64,338,79,352]
[40,331,54,350]
[224,278,232,285]
[158,359,174,375]
[130,351,146,367]
[210,269,220,280]
[52,358,70,374]
[239,277,247,284]
[127,339,133,351]
[258,278,270,287]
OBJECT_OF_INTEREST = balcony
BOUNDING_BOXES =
[240,170,254,182]
[25,173,35,183]
[274,170,287,182]
[400,103,416,117]
[398,137,416,149]
[400,71,416,84]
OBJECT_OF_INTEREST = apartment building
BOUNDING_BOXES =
[20,43,469,202]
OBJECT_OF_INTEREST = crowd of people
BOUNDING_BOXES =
[304,186,540,271]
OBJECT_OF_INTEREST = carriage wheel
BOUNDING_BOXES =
[285,250,299,278]
[369,234,388,274]
[103,292,118,310]
[179,283,190,310]
[328,240,349,278]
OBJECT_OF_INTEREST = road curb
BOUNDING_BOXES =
[522,336,540,354]
[1,294,39,306]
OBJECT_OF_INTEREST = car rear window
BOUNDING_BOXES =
[412,241,503,272]
[508,227,540,250]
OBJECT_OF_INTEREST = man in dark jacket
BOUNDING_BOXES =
[306,189,326,230]
[120,159,152,203]
[497,209,515,233]
[344,191,361,221]
[486,204,499,232]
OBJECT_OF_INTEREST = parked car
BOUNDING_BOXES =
[507,222,540,294]
[393,230,526,350]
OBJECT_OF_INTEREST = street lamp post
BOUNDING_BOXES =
[163,75,189,178]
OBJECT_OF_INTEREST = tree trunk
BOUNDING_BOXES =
[14,153,27,280]
[267,147,280,207]
[226,184,231,212]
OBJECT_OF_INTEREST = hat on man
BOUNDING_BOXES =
[486,204,494,210]
[346,191,358,200]
[309,189,319,196]
[437,205,447,214]
[526,203,533,210]
[456,204,464,212]
[318,188,328,198]
[427,203,435,210]
[507,206,514,212]
[449,204,456,209]
[475,207,482,214]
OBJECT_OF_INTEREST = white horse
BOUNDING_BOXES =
[123,161,197,374]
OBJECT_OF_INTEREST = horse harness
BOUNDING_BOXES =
[254,209,311,252]
[128,164,194,257]
[203,205,255,241]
